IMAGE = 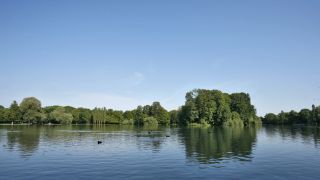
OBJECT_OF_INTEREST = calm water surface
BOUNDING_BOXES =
[1,125,320,180]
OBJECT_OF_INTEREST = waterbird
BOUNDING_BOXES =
[97,141,102,144]
[166,135,170,138]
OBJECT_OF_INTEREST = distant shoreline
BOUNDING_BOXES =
[0,123,61,126]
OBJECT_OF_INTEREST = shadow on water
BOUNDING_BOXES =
[178,126,259,165]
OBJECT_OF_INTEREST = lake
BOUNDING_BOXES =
[0,125,320,180]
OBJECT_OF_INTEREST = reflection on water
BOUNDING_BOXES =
[5,126,41,157]
[0,125,173,158]
[264,125,320,147]
[1,124,320,180]
[179,126,258,164]
[1,125,320,163]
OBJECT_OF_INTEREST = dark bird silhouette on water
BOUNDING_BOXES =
[97,141,102,144]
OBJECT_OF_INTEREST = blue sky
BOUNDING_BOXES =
[0,0,319,115]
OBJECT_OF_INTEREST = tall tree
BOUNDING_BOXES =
[169,110,179,124]
[195,89,217,124]
[181,91,199,124]
[315,106,320,125]
[0,105,8,123]
[212,90,232,125]
[150,102,169,124]
[230,93,256,125]
[134,106,145,125]
[299,109,312,124]
[20,97,45,124]
[9,100,22,123]
[312,105,317,124]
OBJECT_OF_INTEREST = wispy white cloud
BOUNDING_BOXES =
[122,72,145,87]
[131,72,145,85]
[160,87,188,110]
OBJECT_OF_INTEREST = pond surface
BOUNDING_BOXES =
[0,125,320,180]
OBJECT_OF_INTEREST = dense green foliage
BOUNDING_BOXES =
[49,107,73,124]
[19,97,46,124]
[169,110,179,125]
[1,88,317,126]
[92,108,124,124]
[8,101,22,123]
[177,89,260,126]
[262,105,320,125]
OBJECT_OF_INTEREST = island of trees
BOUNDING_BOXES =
[0,88,319,126]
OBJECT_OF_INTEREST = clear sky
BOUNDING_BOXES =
[0,0,319,115]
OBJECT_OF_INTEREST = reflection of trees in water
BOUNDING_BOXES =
[6,129,18,150]
[6,126,40,157]
[264,125,320,147]
[0,127,5,144]
[178,126,259,164]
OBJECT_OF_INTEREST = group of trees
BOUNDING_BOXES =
[177,89,261,126]
[92,108,124,124]
[0,97,92,125]
[132,102,170,125]
[0,98,45,124]
[2,88,319,126]
[0,97,171,125]
[262,105,320,125]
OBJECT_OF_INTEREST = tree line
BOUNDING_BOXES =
[262,105,320,125]
[1,88,317,126]
[0,97,172,125]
